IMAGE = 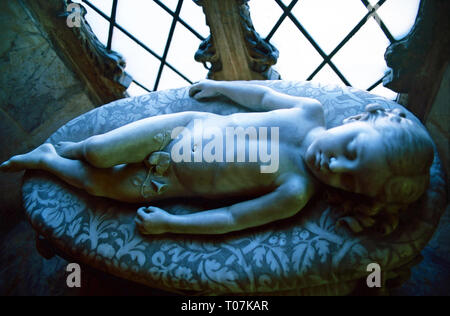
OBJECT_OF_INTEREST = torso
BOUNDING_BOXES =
[162,107,323,199]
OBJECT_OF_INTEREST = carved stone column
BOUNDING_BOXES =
[24,0,132,105]
[383,0,450,121]
[194,0,280,81]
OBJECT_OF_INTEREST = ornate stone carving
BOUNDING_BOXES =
[383,0,450,120]
[194,0,280,81]
[24,0,132,105]
[63,1,132,92]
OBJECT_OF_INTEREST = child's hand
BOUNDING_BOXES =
[189,79,220,100]
[135,206,171,235]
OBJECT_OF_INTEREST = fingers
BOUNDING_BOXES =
[190,87,210,100]
[192,90,207,100]
[189,86,200,98]
[136,206,164,219]
[136,206,150,220]
[135,207,151,233]
[189,79,213,98]
[189,82,204,98]
[135,206,168,235]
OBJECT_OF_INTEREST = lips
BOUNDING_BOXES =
[312,151,329,173]
[320,154,330,172]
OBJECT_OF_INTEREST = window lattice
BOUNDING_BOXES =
[73,0,420,99]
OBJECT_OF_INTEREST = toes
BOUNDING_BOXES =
[0,161,11,172]
[0,160,24,172]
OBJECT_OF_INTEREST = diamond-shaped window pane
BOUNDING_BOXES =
[332,18,390,90]
[158,66,191,91]
[159,0,179,12]
[249,0,284,39]
[370,84,398,100]
[112,28,160,90]
[377,0,421,40]
[116,0,173,57]
[72,0,113,17]
[311,64,346,87]
[86,0,113,17]
[179,0,210,39]
[279,0,292,6]
[271,19,323,81]
[292,0,367,54]
[127,82,150,97]
[166,24,208,84]
[366,0,379,6]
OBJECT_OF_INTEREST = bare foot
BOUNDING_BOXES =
[55,141,80,159]
[0,143,57,172]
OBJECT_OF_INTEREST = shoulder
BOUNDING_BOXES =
[297,99,324,122]
[275,172,315,203]
[278,99,324,123]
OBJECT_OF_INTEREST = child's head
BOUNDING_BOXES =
[305,103,434,234]
[306,104,433,203]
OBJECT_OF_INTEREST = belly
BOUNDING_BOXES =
[163,113,305,197]
[171,159,277,197]
[166,130,273,195]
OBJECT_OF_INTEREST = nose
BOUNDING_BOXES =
[329,156,354,173]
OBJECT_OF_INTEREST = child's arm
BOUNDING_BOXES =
[135,175,313,235]
[189,79,321,112]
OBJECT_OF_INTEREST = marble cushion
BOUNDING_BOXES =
[22,80,447,295]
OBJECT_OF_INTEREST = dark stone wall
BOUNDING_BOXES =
[0,0,95,234]
[425,64,450,193]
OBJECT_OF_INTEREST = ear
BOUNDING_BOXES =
[383,175,427,204]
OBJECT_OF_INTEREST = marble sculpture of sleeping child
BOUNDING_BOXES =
[0,80,434,235]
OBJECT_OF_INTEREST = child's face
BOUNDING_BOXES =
[305,121,391,197]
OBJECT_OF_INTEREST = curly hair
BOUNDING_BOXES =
[331,104,434,236]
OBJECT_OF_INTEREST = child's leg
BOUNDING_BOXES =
[0,143,148,203]
[56,111,205,168]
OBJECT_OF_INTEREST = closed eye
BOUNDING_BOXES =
[345,140,357,160]
[345,148,357,160]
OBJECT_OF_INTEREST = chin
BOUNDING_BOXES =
[304,151,324,182]
[304,148,316,172]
